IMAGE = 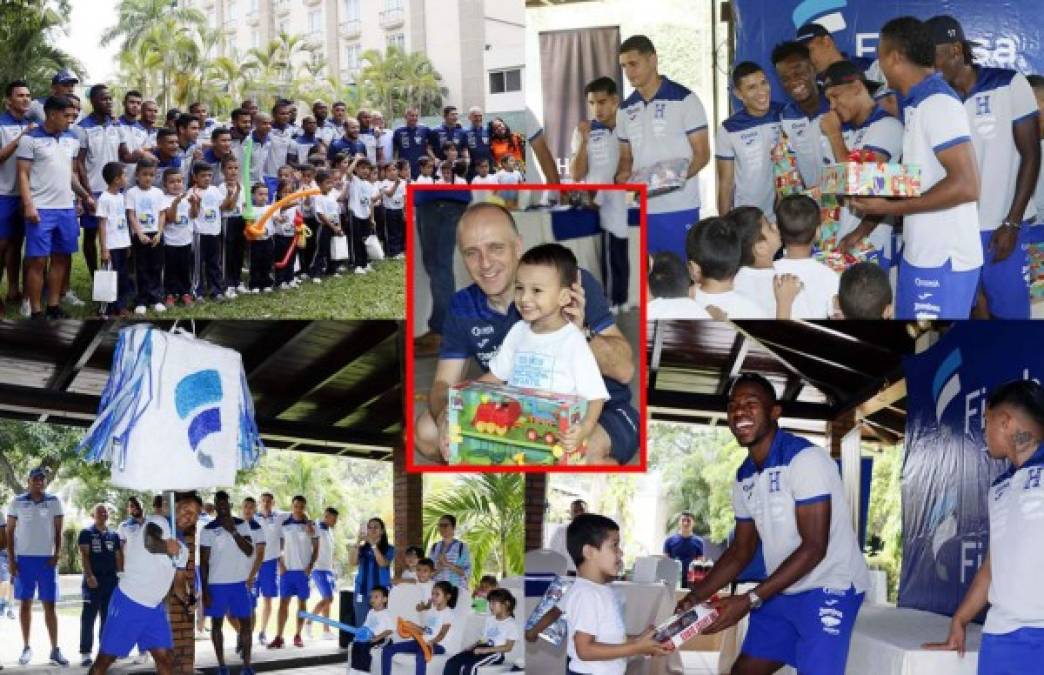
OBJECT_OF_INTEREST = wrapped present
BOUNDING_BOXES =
[524,576,574,646]
[653,602,720,651]
[820,149,921,197]
[629,157,689,197]
[1030,242,1044,299]
[446,381,587,466]
[771,133,804,197]
[814,238,880,273]
[803,187,843,251]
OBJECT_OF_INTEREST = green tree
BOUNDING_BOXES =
[356,47,446,119]
[0,0,84,95]
[0,420,86,501]
[102,0,204,54]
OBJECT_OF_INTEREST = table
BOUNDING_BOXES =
[865,569,888,606]
[846,605,981,675]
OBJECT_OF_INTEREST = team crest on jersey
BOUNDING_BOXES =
[654,103,666,119]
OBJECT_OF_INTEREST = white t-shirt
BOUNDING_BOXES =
[488,322,609,402]
[279,515,318,571]
[200,517,256,585]
[401,568,418,581]
[573,121,628,238]
[482,615,520,647]
[273,205,298,238]
[422,606,454,642]
[119,515,187,608]
[616,76,708,214]
[314,192,341,222]
[6,492,63,557]
[314,522,335,572]
[125,186,166,234]
[256,510,283,562]
[381,178,406,210]
[733,266,778,318]
[900,74,983,271]
[716,106,782,217]
[161,193,193,247]
[495,169,523,186]
[559,577,627,675]
[116,517,144,545]
[348,175,372,219]
[217,182,244,218]
[190,186,223,235]
[417,580,434,607]
[647,296,711,320]
[96,191,130,250]
[470,173,499,203]
[984,449,1044,634]
[363,607,394,639]
[691,288,768,319]
[773,256,840,319]
[731,432,870,595]
[415,175,436,185]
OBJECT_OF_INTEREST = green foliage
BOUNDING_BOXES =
[356,47,447,118]
[60,526,81,575]
[865,445,903,602]
[0,0,85,95]
[0,420,87,502]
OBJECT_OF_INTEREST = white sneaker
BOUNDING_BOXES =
[18,647,31,665]
[321,631,336,641]
[225,289,237,300]
[62,290,85,306]
[305,623,314,640]
[393,253,406,260]
[20,298,31,317]
[353,267,367,275]
[250,288,260,294]
[133,305,147,316]
[365,263,375,273]
[133,651,149,665]
[289,279,300,288]
[312,277,322,284]
[298,273,310,281]
[237,283,249,294]
[279,282,290,290]
[152,303,167,313]
[262,287,273,293]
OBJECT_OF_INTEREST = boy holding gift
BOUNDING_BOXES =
[774,194,841,319]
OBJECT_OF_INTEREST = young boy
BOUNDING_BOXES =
[647,251,709,319]
[481,243,610,460]
[394,546,424,584]
[469,158,499,203]
[380,160,406,259]
[296,163,319,279]
[161,168,194,306]
[415,157,436,184]
[125,158,167,314]
[349,586,393,675]
[413,558,436,613]
[839,262,893,319]
[685,217,769,318]
[343,156,375,275]
[559,514,668,674]
[773,194,840,319]
[732,206,784,316]
[272,180,299,290]
[248,183,275,293]
[95,162,133,316]
[217,156,247,297]
[310,170,344,281]
[495,155,523,208]
[187,163,224,300]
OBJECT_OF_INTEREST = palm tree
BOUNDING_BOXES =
[398,50,446,116]
[102,0,204,53]
[422,475,524,584]
[357,49,399,122]
[0,0,84,95]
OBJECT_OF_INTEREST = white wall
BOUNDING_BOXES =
[484,0,526,113]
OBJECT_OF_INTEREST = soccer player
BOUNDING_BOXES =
[373,111,394,164]
[5,468,68,666]
[428,105,468,164]
[268,495,318,649]
[327,118,366,162]
[849,16,983,320]
[928,14,1041,319]
[189,102,216,139]
[306,507,338,640]
[794,21,896,115]
[393,107,432,179]
[254,492,282,645]
[75,84,121,280]
[329,101,348,142]
[200,128,234,188]
[174,113,203,182]
[77,504,120,668]
[115,90,150,185]
[773,41,830,191]
[357,109,378,163]
[228,108,253,162]
[27,70,78,125]
[236,496,266,636]
[615,34,710,259]
[311,100,336,147]
[0,80,33,315]
[716,62,784,220]
[676,374,869,675]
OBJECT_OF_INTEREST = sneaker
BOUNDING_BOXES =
[134,305,147,316]
[293,635,304,648]
[133,651,149,665]
[250,288,260,294]
[354,266,367,275]
[18,647,30,665]
[152,302,167,313]
[180,294,194,306]
[195,295,206,304]
[80,656,92,668]
[258,631,268,646]
[279,282,290,290]
[312,277,322,284]
[19,298,30,317]
[225,289,237,300]
[298,273,310,281]
[365,263,375,273]
[262,286,273,293]
[164,295,176,308]
[393,252,406,260]
[237,283,249,294]
[5,606,13,619]
[321,630,336,641]
[267,636,285,649]
[62,290,85,307]
[49,647,69,666]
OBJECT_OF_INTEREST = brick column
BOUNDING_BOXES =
[524,474,547,552]
[827,410,857,458]
[392,444,423,576]
[170,524,195,675]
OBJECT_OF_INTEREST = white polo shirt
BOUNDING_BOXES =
[6,492,63,557]
[716,104,784,217]
[779,94,831,189]
[280,515,318,571]
[731,431,869,595]
[0,111,32,197]
[119,118,150,184]
[75,115,122,194]
[200,517,257,585]
[961,67,1039,231]
[16,127,80,209]
[984,445,1044,635]
[256,510,283,562]
[573,120,628,238]
[116,516,144,545]
[119,515,186,608]
[899,74,983,271]
[616,76,708,214]
[125,186,165,234]
[315,521,335,572]
[559,576,627,675]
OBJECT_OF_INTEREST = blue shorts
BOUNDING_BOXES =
[741,586,863,675]
[254,558,278,598]
[979,627,1044,675]
[99,587,173,657]
[0,195,24,240]
[205,582,253,619]
[311,570,336,600]
[895,256,979,319]
[13,555,58,602]
[279,569,310,600]
[80,192,101,229]
[979,227,1031,319]
[598,401,640,465]
[25,208,78,257]
[647,208,699,261]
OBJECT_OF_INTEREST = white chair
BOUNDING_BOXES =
[474,626,526,674]
[524,548,568,576]
[654,558,683,589]
[632,556,660,583]
[389,609,480,675]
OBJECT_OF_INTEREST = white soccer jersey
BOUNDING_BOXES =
[0,112,32,196]
[161,193,193,247]
[97,190,130,249]
[715,105,783,217]
[116,517,144,545]
[573,120,628,238]
[985,446,1044,635]
[779,95,831,189]
[119,515,186,608]
[731,431,869,595]
[315,522,335,572]
[616,76,708,214]
[119,119,150,184]
[125,186,165,234]
[6,492,63,557]
[75,116,122,194]
[280,515,318,571]
[190,186,222,235]
[265,126,296,176]
[900,74,983,271]
[256,510,283,562]
[200,517,257,585]
[961,68,1040,230]
[773,257,840,319]
[16,128,80,209]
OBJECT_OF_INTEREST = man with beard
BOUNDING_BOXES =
[676,374,869,675]
[0,80,33,315]
[228,108,253,164]
[75,84,121,282]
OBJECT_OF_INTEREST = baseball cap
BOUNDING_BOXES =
[52,69,78,85]
[925,15,980,47]
[28,467,46,479]
[822,60,882,92]
[796,22,830,43]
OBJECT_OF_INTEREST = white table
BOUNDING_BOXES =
[846,605,981,675]
[865,570,889,606]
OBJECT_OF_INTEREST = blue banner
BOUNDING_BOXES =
[733,0,1044,102]
[898,322,1044,617]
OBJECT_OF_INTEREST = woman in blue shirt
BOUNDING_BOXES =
[429,514,472,590]
[351,517,394,625]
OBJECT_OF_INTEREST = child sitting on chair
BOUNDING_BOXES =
[382,581,456,675]
[349,586,393,674]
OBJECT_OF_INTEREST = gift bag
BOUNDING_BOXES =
[330,234,349,261]
[364,234,385,261]
[92,265,118,302]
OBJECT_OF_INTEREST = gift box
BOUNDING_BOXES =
[771,133,805,197]
[446,381,587,466]
[820,149,921,197]
[629,158,689,197]
[653,602,720,651]
[803,187,843,252]
[524,575,574,646]
[1030,242,1044,299]
[814,239,880,273]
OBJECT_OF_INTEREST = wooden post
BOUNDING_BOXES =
[827,409,857,459]
[170,503,194,675]
[524,474,548,551]
[392,443,423,576]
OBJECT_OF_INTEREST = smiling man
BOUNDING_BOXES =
[773,41,830,190]
[676,374,868,675]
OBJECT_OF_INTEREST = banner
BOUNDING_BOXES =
[733,0,1044,102]
[898,322,1044,617]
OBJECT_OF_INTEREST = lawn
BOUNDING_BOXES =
[3,253,405,320]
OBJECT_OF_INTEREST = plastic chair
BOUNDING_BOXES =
[524,548,569,576]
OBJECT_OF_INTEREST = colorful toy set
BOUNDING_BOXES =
[653,601,720,651]
[629,158,689,197]
[819,148,921,197]
[771,134,805,197]
[446,381,587,466]
[814,239,881,273]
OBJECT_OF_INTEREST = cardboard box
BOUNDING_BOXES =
[447,381,587,466]
[820,161,921,197]
[653,603,719,651]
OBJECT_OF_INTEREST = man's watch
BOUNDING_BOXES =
[747,590,763,610]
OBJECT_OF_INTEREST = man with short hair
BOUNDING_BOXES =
[463,106,491,180]
[229,108,253,163]
[372,110,393,164]
[188,102,216,139]
[201,128,234,187]
[268,496,318,650]
[0,80,33,315]
[772,41,830,191]
[311,100,335,147]
[429,105,468,164]
[174,113,203,182]
[27,70,79,125]
[306,507,338,640]
[548,499,587,574]
[356,109,378,163]
[663,511,703,586]
[254,492,281,645]
[116,90,156,186]
[6,468,68,666]
[615,35,710,259]
[78,504,121,668]
[327,118,366,163]
[393,107,431,178]
[329,102,348,142]
[75,84,120,281]
[794,21,896,114]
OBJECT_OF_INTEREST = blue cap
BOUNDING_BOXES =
[28,467,46,479]
[52,70,78,85]
[796,22,831,43]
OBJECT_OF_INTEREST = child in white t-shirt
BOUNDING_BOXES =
[296,164,319,282]
[415,157,436,184]
[160,168,194,306]
[482,243,610,461]
[730,206,805,319]
[495,155,523,208]
[217,156,247,297]
[125,158,167,314]
[341,156,376,275]
[687,216,770,318]
[311,169,344,280]
[187,162,224,300]
[446,588,520,674]
[413,559,436,612]
[394,546,423,585]
[380,160,407,259]
[96,161,131,316]
[383,581,456,675]
[271,179,300,290]
[773,194,841,319]
[647,251,710,319]
[349,586,394,673]
[470,158,499,203]
[247,182,275,293]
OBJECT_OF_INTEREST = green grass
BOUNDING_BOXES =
[3,253,405,320]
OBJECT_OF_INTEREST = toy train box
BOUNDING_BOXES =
[629,158,689,197]
[653,602,720,651]
[446,381,587,466]
[819,154,921,197]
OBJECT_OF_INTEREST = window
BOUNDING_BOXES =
[384,0,403,9]
[308,9,322,33]
[252,30,260,49]
[343,0,360,21]
[386,32,405,50]
[248,0,258,12]
[489,68,522,94]
[344,44,362,71]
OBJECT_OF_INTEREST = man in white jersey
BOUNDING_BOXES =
[928,15,1041,319]
[235,497,266,638]
[116,90,152,185]
[307,507,338,640]
[1029,75,1044,222]
[850,16,983,320]
[0,80,33,314]
[75,84,120,280]
[716,62,784,219]
[571,76,630,312]
[924,380,1044,674]
[253,491,282,645]
[116,496,145,549]
[5,468,69,666]
[676,374,869,675]
[773,41,831,191]
[615,34,710,259]
[819,61,904,265]
[27,70,79,125]
[200,491,258,675]
[267,101,298,193]
[795,22,897,116]
[268,495,318,649]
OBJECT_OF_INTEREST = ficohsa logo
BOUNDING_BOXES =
[175,369,223,468]
[931,349,962,424]
[792,0,848,31]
